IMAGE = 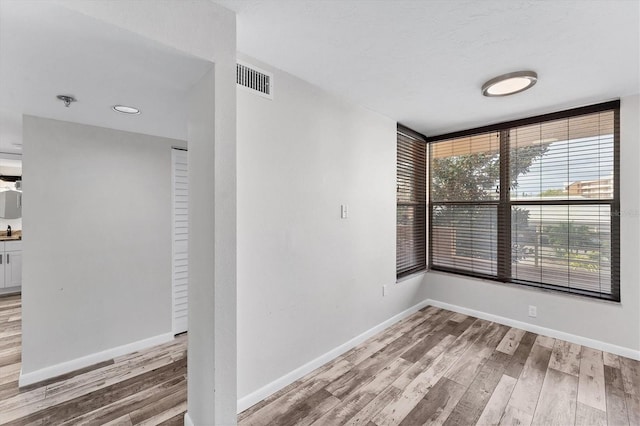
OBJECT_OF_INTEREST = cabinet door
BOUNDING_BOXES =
[5,251,21,288]
[0,254,5,288]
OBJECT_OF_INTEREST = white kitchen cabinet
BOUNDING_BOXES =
[0,240,22,289]
[0,190,22,219]
[5,250,21,288]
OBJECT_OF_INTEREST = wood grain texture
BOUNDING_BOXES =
[620,355,640,396]
[505,343,552,416]
[443,364,503,426]
[504,331,537,379]
[2,295,639,426]
[603,352,621,369]
[575,402,606,426]
[239,306,637,426]
[496,327,526,356]
[578,346,607,411]
[624,392,640,426]
[444,322,509,388]
[344,384,402,426]
[604,365,630,426]
[499,405,533,426]
[476,374,517,426]
[243,360,353,426]
[548,339,581,376]
[274,388,340,426]
[390,334,457,392]
[619,356,640,425]
[0,295,188,425]
[312,358,411,425]
[398,377,466,426]
[534,335,555,349]
[371,350,453,426]
[530,368,577,426]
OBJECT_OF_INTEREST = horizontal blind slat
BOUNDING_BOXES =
[430,104,619,300]
[397,128,427,277]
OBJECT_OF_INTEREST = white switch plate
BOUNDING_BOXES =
[341,204,348,219]
[382,285,387,297]
[528,305,537,318]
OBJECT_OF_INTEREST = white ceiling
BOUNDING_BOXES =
[217,0,640,136]
[2,1,637,150]
[0,0,213,154]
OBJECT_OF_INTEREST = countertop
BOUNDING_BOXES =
[0,230,21,241]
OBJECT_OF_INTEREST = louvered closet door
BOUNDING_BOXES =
[172,149,189,334]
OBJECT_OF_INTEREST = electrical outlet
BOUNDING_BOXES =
[528,305,537,318]
[382,285,388,297]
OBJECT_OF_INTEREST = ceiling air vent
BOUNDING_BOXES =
[236,61,273,99]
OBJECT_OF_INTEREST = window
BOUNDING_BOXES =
[428,101,620,301]
[397,125,427,278]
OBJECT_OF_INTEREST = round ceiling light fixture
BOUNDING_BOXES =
[112,105,140,115]
[482,71,538,97]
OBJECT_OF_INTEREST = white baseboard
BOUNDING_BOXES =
[426,299,640,361]
[0,286,20,296]
[236,298,430,413]
[18,332,174,387]
[237,296,639,414]
[184,412,194,426]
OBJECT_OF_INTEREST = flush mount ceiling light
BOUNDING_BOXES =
[482,71,538,97]
[112,105,140,115]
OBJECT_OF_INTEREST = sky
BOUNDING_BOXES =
[512,135,614,197]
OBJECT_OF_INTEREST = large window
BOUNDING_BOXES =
[428,101,620,301]
[397,126,427,278]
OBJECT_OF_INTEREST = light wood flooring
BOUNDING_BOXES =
[0,294,188,425]
[238,306,640,426]
[1,295,639,425]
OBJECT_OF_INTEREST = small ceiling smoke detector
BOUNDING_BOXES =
[112,105,140,115]
[56,95,77,107]
[482,71,538,97]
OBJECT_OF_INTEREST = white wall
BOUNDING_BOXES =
[423,94,640,356]
[237,55,429,400]
[33,3,238,424]
[21,116,185,377]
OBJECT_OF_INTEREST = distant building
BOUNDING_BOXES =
[566,175,613,199]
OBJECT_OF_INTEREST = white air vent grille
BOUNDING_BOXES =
[236,61,273,99]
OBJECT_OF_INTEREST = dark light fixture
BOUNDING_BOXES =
[56,95,77,107]
[482,71,538,97]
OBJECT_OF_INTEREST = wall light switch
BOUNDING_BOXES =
[383,285,388,297]
[341,204,348,219]
[528,305,537,318]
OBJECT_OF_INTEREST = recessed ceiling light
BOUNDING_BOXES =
[112,105,140,114]
[482,71,538,97]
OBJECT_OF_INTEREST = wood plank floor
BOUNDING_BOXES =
[238,306,640,426]
[2,294,639,425]
[0,294,188,425]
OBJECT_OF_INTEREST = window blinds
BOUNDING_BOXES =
[428,101,620,301]
[397,127,427,278]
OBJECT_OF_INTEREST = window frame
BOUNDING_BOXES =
[426,100,621,301]
[396,124,428,279]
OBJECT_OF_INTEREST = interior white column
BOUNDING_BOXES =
[186,62,237,426]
